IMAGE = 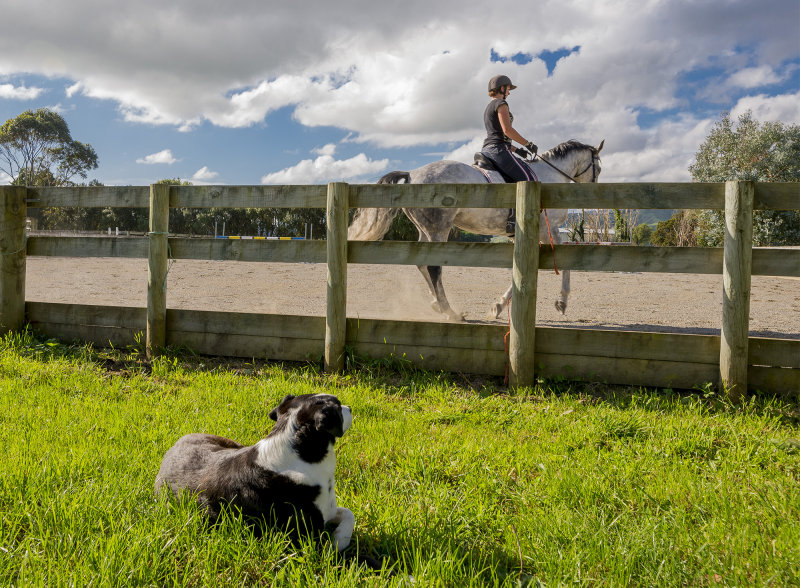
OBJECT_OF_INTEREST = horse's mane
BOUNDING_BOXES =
[541,140,594,159]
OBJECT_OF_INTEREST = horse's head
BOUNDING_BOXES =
[539,139,604,183]
[574,139,603,183]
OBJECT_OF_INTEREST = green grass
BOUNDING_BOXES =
[1,330,798,587]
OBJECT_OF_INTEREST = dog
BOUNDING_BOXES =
[155,393,354,551]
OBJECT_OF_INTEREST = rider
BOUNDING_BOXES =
[480,75,538,234]
[480,75,538,183]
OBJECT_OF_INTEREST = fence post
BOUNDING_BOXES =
[325,182,349,373]
[0,186,27,335]
[509,181,541,388]
[720,180,754,400]
[147,184,170,358]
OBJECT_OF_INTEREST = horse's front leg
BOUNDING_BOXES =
[417,265,463,321]
[492,284,513,319]
[555,269,571,314]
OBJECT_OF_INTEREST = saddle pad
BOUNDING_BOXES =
[472,165,505,184]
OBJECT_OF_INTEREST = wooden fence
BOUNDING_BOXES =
[1,181,798,398]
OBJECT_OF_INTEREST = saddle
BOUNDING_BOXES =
[472,153,516,235]
[473,152,514,182]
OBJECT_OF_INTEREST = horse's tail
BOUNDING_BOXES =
[347,171,410,241]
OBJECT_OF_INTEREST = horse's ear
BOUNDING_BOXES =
[596,140,605,153]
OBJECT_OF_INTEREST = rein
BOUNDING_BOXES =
[530,151,597,183]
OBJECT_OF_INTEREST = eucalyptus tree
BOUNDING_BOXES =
[0,108,98,186]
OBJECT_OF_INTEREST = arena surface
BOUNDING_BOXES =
[25,256,799,339]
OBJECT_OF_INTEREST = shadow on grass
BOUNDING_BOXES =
[347,527,528,584]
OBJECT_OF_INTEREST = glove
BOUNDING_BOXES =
[525,141,538,155]
[515,147,530,159]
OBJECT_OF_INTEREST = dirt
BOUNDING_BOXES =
[24,256,800,339]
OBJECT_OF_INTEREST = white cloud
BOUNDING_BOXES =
[312,143,337,156]
[0,83,44,100]
[731,91,800,125]
[261,152,389,184]
[191,166,219,182]
[65,82,82,98]
[727,66,783,89]
[44,103,69,114]
[136,149,177,165]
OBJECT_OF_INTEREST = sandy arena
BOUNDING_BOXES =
[24,256,800,339]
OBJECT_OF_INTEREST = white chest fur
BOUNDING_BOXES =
[254,431,339,521]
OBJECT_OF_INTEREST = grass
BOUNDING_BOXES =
[1,329,798,587]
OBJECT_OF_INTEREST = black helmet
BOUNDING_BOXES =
[488,75,517,92]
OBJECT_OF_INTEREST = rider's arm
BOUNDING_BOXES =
[497,103,529,146]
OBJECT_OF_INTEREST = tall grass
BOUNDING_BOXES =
[1,329,798,586]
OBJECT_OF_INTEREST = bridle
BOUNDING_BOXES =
[529,149,600,183]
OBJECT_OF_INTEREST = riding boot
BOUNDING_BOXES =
[505,209,516,236]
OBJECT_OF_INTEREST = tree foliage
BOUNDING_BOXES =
[98,178,328,238]
[631,223,652,245]
[650,211,699,247]
[613,209,630,242]
[0,108,98,186]
[690,111,800,246]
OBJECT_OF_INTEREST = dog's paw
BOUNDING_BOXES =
[331,507,355,552]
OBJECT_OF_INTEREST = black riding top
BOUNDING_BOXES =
[482,98,513,149]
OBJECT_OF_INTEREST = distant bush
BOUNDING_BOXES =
[650,211,699,247]
[631,223,653,245]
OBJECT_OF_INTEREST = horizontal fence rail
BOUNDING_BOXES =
[4,181,800,398]
[25,302,798,395]
[26,182,798,210]
[23,237,799,277]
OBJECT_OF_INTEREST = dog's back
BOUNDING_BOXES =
[154,433,245,497]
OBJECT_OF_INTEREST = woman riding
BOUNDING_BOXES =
[480,75,538,183]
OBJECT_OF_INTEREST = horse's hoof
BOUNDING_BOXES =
[555,300,567,315]
[491,303,504,319]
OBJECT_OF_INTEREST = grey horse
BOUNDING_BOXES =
[347,140,603,320]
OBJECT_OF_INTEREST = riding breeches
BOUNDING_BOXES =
[481,143,537,182]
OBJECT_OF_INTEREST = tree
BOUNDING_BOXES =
[690,111,800,246]
[613,209,632,242]
[631,223,652,245]
[650,210,699,247]
[0,108,98,186]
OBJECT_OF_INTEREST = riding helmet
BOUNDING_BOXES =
[488,75,517,92]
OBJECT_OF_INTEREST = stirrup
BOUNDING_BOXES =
[505,209,516,236]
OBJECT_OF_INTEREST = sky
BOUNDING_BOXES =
[1,0,799,187]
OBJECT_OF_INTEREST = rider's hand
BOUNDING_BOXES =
[525,141,538,155]
[515,147,530,159]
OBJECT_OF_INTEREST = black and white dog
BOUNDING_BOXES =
[155,393,354,551]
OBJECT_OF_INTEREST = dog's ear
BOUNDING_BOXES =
[269,394,295,421]
[315,405,344,437]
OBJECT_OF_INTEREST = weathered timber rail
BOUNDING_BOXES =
[2,181,799,398]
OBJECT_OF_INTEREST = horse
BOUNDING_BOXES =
[347,140,604,321]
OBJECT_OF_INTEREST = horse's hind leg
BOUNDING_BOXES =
[417,265,463,321]
[494,269,571,316]
[492,284,513,319]
[555,269,571,314]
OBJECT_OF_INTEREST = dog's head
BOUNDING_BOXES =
[269,393,352,439]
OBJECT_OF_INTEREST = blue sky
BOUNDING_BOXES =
[1,0,798,186]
